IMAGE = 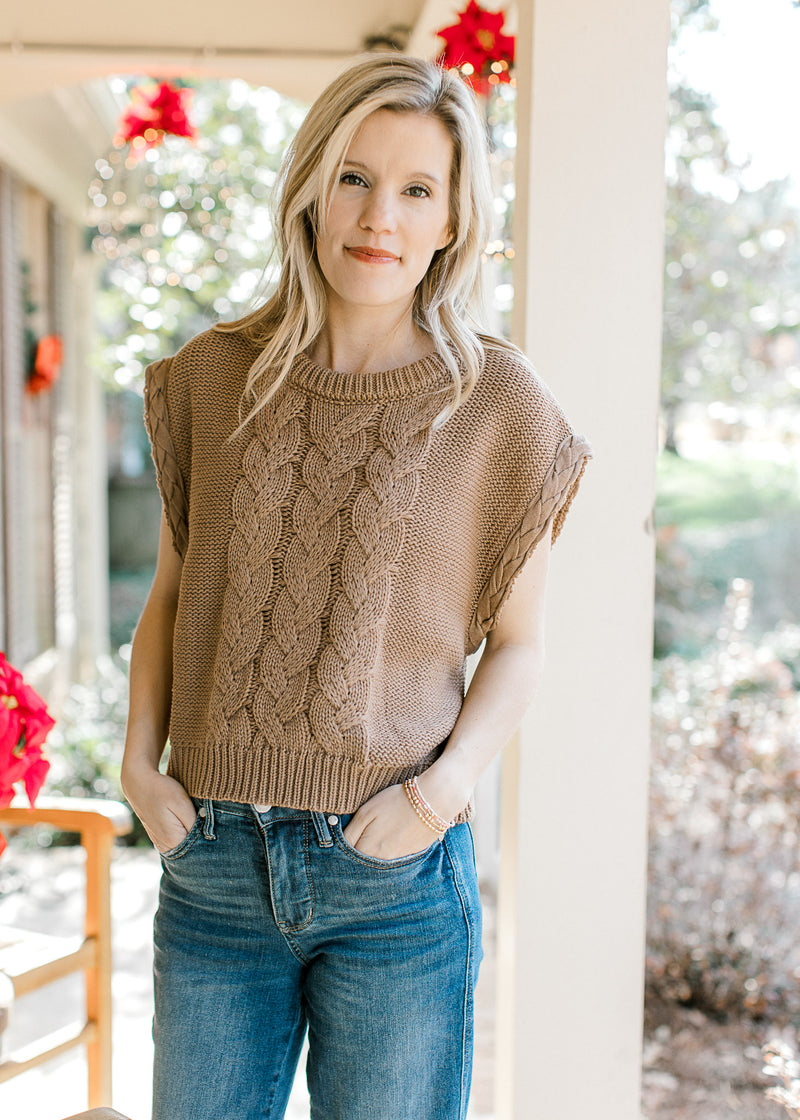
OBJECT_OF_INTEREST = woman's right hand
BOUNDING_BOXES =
[121,758,197,854]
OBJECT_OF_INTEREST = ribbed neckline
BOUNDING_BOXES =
[287,351,452,401]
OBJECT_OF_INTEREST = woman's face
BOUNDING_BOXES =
[315,109,454,321]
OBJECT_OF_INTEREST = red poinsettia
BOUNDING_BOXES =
[26,334,63,396]
[116,80,197,154]
[437,1,515,94]
[0,652,54,855]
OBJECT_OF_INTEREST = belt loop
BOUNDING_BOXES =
[199,798,216,840]
[311,811,333,848]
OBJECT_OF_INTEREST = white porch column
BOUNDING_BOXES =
[497,2,669,1119]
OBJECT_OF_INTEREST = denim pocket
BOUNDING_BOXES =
[157,813,203,860]
[332,821,439,869]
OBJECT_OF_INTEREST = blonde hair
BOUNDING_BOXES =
[217,53,510,429]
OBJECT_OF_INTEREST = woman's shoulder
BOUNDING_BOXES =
[174,324,261,371]
[470,339,569,428]
[145,325,261,398]
[454,339,592,480]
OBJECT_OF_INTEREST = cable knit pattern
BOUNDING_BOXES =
[143,332,592,816]
[142,359,189,559]
[308,394,443,760]
[251,398,379,753]
[205,387,306,751]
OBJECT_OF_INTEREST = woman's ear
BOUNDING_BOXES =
[436,226,455,253]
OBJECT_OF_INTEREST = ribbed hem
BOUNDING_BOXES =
[168,741,472,824]
[288,352,452,401]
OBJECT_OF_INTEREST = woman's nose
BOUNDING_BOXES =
[359,191,397,234]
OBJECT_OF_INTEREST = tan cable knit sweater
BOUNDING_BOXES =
[143,327,591,815]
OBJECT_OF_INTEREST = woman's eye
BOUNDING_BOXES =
[340,171,367,187]
[406,184,431,198]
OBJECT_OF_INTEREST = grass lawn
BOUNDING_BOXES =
[656,451,800,528]
[655,450,800,653]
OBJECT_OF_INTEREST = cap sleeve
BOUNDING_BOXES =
[462,347,593,649]
[468,430,591,646]
[143,357,190,560]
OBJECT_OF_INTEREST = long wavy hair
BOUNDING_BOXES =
[217,53,511,430]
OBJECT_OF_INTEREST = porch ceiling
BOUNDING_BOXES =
[1,0,425,57]
[0,0,473,219]
[0,0,465,105]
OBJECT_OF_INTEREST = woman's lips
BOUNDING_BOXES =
[346,246,399,263]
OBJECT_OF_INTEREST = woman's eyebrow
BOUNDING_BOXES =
[342,159,443,187]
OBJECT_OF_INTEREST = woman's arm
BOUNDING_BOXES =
[121,512,197,852]
[420,521,550,819]
[344,524,551,857]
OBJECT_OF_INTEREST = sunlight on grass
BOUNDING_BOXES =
[656,451,800,528]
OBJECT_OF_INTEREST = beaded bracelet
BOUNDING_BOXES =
[402,775,455,837]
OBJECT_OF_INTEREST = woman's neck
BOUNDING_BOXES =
[307,304,434,374]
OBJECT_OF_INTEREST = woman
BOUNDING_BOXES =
[122,53,591,1120]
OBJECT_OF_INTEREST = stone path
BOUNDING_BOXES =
[0,846,496,1120]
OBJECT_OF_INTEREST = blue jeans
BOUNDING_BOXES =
[152,799,482,1120]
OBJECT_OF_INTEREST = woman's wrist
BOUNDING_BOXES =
[122,727,166,774]
[120,743,164,802]
[416,754,474,825]
[402,776,453,835]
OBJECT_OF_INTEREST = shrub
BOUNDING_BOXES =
[762,1040,800,1117]
[653,523,716,658]
[648,579,800,1019]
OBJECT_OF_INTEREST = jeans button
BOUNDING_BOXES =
[327,815,339,826]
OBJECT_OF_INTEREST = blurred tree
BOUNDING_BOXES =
[89,79,308,391]
[662,0,800,452]
[483,81,516,338]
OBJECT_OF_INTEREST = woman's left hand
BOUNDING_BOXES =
[343,762,471,859]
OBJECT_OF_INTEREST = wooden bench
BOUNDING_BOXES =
[0,796,133,1107]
